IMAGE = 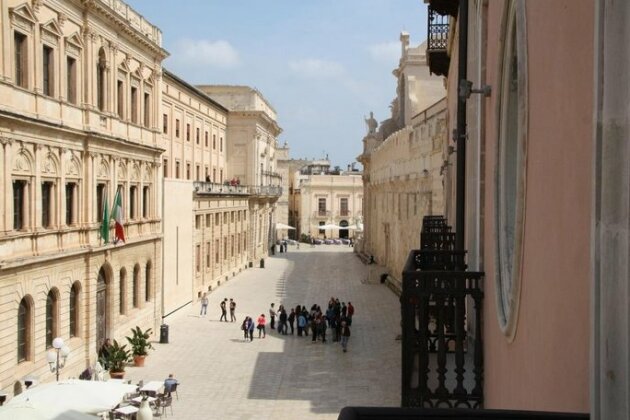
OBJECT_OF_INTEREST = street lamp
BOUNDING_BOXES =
[46,337,70,381]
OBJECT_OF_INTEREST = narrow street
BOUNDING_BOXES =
[124,245,401,419]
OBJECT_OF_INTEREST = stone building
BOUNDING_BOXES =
[160,71,251,316]
[198,86,282,263]
[293,162,363,241]
[0,0,166,391]
[357,32,447,287]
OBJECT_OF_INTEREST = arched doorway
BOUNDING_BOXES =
[339,220,349,239]
[96,266,109,349]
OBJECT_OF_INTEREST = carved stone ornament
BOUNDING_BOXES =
[117,160,127,180]
[65,155,81,177]
[143,165,152,182]
[13,150,33,174]
[10,4,37,32]
[31,0,42,14]
[97,159,109,179]
[131,163,140,181]
[0,136,13,146]
[58,13,67,27]
[41,153,58,176]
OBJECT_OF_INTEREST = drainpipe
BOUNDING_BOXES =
[455,0,469,268]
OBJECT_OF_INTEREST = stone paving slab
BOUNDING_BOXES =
[124,245,401,419]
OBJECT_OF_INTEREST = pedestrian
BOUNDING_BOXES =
[257,314,266,338]
[318,316,327,343]
[288,308,296,334]
[279,307,288,335]
[340,320,351,352]
[341,302,347,318]
[347,301,355,326]
[297,311,306,336]
[302,309,310,337]
[269,303,276,330]
[248,316,255,341]
[230,298,237,322]
[220,298,228,321]
[241,317,249,341]
[200,293,209,316]
[311,317,318,342]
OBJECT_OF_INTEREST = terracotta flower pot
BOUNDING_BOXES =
[110,371,125,379]
[134,355,146,367]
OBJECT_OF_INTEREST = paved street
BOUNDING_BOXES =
[124,245,401,419]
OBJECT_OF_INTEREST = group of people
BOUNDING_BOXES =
[239,298,355,352]
[199,294,237,322]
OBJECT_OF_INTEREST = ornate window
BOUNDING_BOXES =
[17,296,32,362]
[494,0,528,340]
[14,32,28,88]
[67,57,77,104]
[145,262,152,302]
[97,48,107,111]
[69,282,80,337]
[45,289,59,348]
[119,268,127,315]
[13,180,27,230]
[42,45,54,96]
[133,264,140,308]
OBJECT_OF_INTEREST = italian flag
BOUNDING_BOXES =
[111,188,125,244]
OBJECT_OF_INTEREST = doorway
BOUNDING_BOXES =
[96,266,108,349]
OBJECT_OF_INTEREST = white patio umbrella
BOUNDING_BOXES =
[6,379,137,417]
[343,225,358,230]
[318,223,340,230]
[0,402,95,420]
[275,222,296,230]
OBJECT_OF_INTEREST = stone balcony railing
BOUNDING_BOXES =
[313,211,331,218]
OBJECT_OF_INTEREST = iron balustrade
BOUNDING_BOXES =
[338,407,589,420]
[193,182,282,197]
[313,211,331,218]
[427,6,451,76]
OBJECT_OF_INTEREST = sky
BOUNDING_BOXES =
[126,0,429,168]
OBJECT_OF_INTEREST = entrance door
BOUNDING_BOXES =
[339,220,349,239]
[96,267,107,348]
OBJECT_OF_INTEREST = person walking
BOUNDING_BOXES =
[288,308,296,335]
[241,317,250,341]
[297,311,306,336]
[347,301,355,326]
[220,298,228,322]
[279,307,288,335]
[200,293,209,316]
[269,303,276,330]
[257,314,266,338]
[311,317,318,342]
[230,298,237,322]
[248,316,255,341]
[340,320,351,352]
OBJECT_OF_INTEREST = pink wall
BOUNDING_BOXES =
[482,0,592,412]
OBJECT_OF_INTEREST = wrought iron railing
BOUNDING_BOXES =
[338,407,589,419]
[427,5,451,76]
[193,182,282,197]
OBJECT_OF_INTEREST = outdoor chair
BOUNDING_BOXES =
[165,382,179,400]
[159,395,173,417]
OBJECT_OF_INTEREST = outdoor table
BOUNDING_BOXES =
[114,405,139,418]
[131,396,157,404]
[140,381,163,396]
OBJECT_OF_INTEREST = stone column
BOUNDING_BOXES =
[0,137,12,232]
[592,1,630,418]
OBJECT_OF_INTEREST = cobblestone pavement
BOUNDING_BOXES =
[124,245,401,420]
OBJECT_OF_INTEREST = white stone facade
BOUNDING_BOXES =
[0,0,166,392]
[357,33,447,285]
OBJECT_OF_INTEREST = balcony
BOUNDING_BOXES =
[426,0,459,18]
[313,210,331,219]
[427,5,451,77]
[262,170,282,181]
[193,182,282,197]
[338,407,589,419]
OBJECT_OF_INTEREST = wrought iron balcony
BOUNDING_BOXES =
[338,407,589,419]
[427,0,459,18]
[193,182,282,197]
[402,216,483,409]
[427,5,451,77]
[313,210,331,218]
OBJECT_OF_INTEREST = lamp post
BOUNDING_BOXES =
[46,337,70,381]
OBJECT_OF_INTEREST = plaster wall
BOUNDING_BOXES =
[480,0,592,411]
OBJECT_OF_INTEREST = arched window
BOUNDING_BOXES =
[69,282,80,337]
[97,48,106,111]
[119,268,127,315]
[133,264,140,308]
[46,289,59,348]
[17,297,32,362]
[145,262,152,302]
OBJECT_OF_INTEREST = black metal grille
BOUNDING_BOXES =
[428,8,450,52]
[402,216,484,409]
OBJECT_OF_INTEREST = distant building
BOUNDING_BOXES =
[357,32,447,288]
[292,162,363,241]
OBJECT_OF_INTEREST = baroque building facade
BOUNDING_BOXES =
[0,0,166,392]
[357,32,447,287]
[292,162,363,241]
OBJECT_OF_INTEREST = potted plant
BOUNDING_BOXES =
[126,326,154,367]
[106,339,131,379]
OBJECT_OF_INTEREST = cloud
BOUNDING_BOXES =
[172,39,241,69]
[367,41,400,63]
[288,58,345,79]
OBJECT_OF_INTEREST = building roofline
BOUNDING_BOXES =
[163,69,230,113]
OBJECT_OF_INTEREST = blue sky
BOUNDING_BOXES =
[126,0,428,168]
